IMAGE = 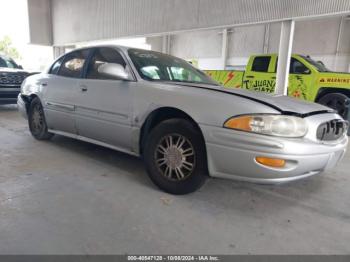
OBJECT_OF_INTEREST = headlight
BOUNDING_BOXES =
[224,114,308,137]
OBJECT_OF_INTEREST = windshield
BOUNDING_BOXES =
[300,55,331,72]
[0,56,20,69]
[128,49,219,85]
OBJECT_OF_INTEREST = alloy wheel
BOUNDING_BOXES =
[31,103,44,133]
[154,133,196,181]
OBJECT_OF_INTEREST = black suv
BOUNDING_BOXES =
[0,55,31,104]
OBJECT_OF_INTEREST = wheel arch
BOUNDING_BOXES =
[21,93,40,114]
[139,107,206,156]
[315,87,350,102]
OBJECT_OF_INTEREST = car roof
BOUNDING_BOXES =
[64,44,136,53]
[64,44,168,56]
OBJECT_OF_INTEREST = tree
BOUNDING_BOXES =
[0,36,21,59]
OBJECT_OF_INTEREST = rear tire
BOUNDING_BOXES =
[28,97,53,140]
[144,118,208,195]
[318,93,350,118]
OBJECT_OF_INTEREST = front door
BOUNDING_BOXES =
[44,49,90,134]
[288,57,314,100]
[74,47,134,152]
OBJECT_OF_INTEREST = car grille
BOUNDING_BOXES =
[0,73,27,85]
[316,119,348,141]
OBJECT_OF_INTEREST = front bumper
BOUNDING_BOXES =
[0,87,20,104]
[201,113,348,184]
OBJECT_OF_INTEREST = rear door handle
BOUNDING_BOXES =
[40,82,48,87]
[245,76,254,79]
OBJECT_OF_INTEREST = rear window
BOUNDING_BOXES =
[251,56,271,72]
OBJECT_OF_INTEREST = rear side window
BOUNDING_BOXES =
[49,57,64,75]
[251,56,271,72]
[58,49,90,78]
[86,48,126,79]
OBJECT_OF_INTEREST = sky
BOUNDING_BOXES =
[0,0,150,72]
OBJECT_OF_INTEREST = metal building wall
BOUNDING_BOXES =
[27,0,52,45]
[28,0,350,46]
[169,16,350,72]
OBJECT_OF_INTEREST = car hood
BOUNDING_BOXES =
[169,82,334,116]
[0,67,29,74]
[319,71,350,75]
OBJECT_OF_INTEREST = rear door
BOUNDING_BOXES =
[74,47,134,152]
[44,49,91,134]
[243,55,276,93]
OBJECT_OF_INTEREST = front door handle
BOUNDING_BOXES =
[40,82,48,87]
[245,75,254,79]
[80,85,88,92]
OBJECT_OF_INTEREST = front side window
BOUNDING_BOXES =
[252,56,271,72]
[86,48,127,79]
[128,49,218,85]
[49,57,64,75]
[290,58,310,74]
[58,49,90,78]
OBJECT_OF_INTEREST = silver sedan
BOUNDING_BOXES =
[18,45,349,194]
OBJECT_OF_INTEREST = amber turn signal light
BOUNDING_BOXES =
[224,116,253,131]
[255,157,286,168]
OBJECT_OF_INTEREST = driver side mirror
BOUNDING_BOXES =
[98,63,130,80]
[317,60,325,66]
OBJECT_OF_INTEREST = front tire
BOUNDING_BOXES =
[28,97,53,140]
[318,93,350,118]
[144,118,208,195]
